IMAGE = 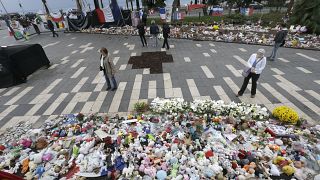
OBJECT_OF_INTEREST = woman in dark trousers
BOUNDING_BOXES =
[162,23,170,49]
[47,19,59,37]
[99,47,117,91]
[236,49,266,98]
[137,22,147,47]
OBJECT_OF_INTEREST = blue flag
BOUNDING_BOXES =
[110,0,122,21]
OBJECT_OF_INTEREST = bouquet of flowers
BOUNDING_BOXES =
[150,98,189,114]
[272,106,299,124]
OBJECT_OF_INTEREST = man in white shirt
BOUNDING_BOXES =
[236,49,266,98]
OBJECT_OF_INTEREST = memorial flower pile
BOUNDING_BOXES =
[0,100,319,180]
[76,25,320,50]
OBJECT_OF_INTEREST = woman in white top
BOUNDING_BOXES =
[236,48,266,98]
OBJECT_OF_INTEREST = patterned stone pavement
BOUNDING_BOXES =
[0,30,320,132]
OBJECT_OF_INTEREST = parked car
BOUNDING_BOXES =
[249,2,263,9]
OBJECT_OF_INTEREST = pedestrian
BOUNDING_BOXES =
[236,49,266,98]
[99,47,117,91]
[137,22,147,47]
[150,20,159,47]
[47,19,59,37]
[268,23,287,61]
[162,23,170,49]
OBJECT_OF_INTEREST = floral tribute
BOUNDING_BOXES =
[0,99,319,180]
[150,98,269,120]
[272,106,300,124]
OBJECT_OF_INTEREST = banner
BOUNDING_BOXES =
[165,0,174,23]
[159,8,166,20]
[110,0,122,21]
[50,12,63,22]
[211,7,223,16]
[173,12,185,20]
[188,4,206,11]
[240,7,253,16]
[101,4,115,22]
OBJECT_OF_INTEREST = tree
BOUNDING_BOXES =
[286,0,295,15]
[126,0,129,10]
[136,0,140,10]
[129,0,134,10]
[227,0,241,15]
[290,0,320,34]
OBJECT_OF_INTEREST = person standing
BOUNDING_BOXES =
[137,22,147,47]
[162,23,170,49]
[268,24,287,61]
[99,47,117,91]
[47,19,59,37]
[150,20,159,47]
[236,49,266,98]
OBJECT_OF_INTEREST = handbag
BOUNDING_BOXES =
[241,66,251,77]
[242,57,263,77]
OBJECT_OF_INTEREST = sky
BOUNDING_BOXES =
[0,0,191,14]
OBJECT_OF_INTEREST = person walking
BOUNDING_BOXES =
[268,24,287,61]
[150,20,159,47]
[99,47,117,91]
[236,49,266,98]
[162,23,170,49]
[47,19,59,37]
[137,22,147,47]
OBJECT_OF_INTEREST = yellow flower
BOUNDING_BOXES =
[272,106,299,124]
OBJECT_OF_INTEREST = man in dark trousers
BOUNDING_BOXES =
[137,22,147,47]
[47,19,59,37]
[268,24,287,61]
[162,23,170,49]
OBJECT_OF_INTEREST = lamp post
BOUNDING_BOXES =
[0,0,19,40]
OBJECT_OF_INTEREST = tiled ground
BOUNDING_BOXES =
[0,30,320,132]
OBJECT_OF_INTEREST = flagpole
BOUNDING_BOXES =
[0,0,19,40]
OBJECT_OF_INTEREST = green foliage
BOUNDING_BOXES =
[147,12,285,27]
[134,101,149,113]
[290,0,320,34]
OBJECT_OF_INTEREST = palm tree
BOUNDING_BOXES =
[126,0,129,10]
[129,0,134,10]
[286,0,295,15]
[290,0,320,34]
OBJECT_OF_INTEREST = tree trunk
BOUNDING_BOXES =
[41,0,50,15]
[76,0,82,12]
[286,0,294,15]
[136,0,140,10]
[130,0,134,11]
[126,0,129,10]
[93,0,99,9]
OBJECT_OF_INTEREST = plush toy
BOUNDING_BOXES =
[20,138,32,148]
[269,163,280,176]
[36,137,48,150]
[156,170,167,180]
[21,158,30,173]
[282,165,295,176]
